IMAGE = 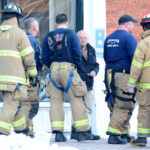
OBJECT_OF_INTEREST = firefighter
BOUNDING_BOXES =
[103,14,138,144]
[21,17,42,138]
[0,3,37,135]
[128,13,150,147]
[42,14,91,142]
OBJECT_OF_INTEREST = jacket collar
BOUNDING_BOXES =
[140,30,150,39]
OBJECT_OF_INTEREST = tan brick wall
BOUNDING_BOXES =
[106,0,150,42]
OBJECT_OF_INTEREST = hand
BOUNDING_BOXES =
[29,77,38,87]
[88,71,96,77]
[128,87,134,93]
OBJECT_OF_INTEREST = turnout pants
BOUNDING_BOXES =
[136,89,150,137]
[0,85,27,135]
[46,62,90,132]
[106,70,135,135]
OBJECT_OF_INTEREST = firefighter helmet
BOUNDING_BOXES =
[2,3,23,17]
[140,13,150,25]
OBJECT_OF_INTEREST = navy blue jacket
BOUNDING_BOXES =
[77,43,99,91]
[42,28,82,67]
[104,30,137,73]
[26,32,42,72]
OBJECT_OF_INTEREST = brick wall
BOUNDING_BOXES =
[106,0,150,42]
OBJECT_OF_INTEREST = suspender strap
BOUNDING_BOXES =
[49,69,74,93]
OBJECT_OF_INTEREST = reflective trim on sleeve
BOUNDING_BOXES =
[74,119,89,127]
[51,121,64,127]
[27,68,37,76]
[0,50,21,59]
[128,77,137,84]
[0,75,29,85]
[138,127,150,134]
[0,121,12,130]
[12,116,26,128]
[19,46,33,57]
[143,61,150,68]
[132,59,143,68]
[136,83,150,89]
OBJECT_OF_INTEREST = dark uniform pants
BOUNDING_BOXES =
[106,70,135,135]
[46,62,90,132]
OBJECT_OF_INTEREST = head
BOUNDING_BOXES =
[24,18,39,37]
[118,15,138,33]
[140,13,150,31]
[77,30,89,47]
[2,3,23,24]
[55,14,68,28]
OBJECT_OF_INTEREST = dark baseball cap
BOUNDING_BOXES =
[118,15,138,24]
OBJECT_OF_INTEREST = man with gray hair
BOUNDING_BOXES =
[22,17,42,138]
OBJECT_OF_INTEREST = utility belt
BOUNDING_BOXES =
[49,63,75,92]
[104,68,136,109]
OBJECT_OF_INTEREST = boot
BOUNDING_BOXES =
[15,127,29,135]
[76,131,88,141]
[108,135,127,144]
[121,134,134,142]
[70,125,77,140]
[87,129,101,140]
[130,137,147,146]
[55,131,67,142]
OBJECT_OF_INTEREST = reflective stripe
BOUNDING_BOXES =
[27,68,37,76]
[132,59,143,68]
[0,121,12,130]
[0,25,12,31]
[128,77,137,84]
[143,61,150,67]
[74,119,89,127]
[19,47,33,57]
[136,83,150,89]
[138,128,150,134]
[122,129,130,134]
[107,126,122,135]
[12,116,26,127]
[0,50,21,59]
[29,126,33,132]
[0,75,29,85]
[51,121,64,127]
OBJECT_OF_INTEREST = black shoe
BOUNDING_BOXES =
[121,134,134,142]
[87,130,101,140]
[28,134,35,138]
[15,127,29,135]
[130,137,147,146]
[108,135,127,144]
[70,125,77,140]
[55,132,67,142]
[76,132,88,141]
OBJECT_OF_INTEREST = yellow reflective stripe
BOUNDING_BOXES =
[0,50,21,59]
[29,126,33,132]
[27,68,37,76]
[19,47,33,57]
[74,119,89,127]
[143,61,150,67]
[0,75,29,85]
[107,126,122,135]
[128,77,137,84]
[138,128,150,134]
[0,25,12,30]
[136,83,150,89]
[12,116,26,127]
[122,129,130,134]
[132,59,143,68]
[51,121,64,127]
[0,121,12,130]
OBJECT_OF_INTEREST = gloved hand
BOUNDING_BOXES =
[29,77,38,87]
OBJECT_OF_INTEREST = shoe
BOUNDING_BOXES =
[76,132,88,141]
[55,131,67,142]
[70,125,77,140]
[28,134,35,138]
[87,130,101,140]
[108,135,127,144]
[121,134,134,142]
[130,137,147,146]
[15,127,29,135]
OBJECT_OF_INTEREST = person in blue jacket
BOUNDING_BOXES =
[104,15,138,144]
[42,14,92,142]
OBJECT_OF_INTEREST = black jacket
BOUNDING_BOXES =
[77,43,99,91]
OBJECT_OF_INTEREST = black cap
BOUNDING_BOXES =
[118,15,138,25]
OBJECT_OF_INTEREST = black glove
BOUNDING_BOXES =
[29,77,38,87]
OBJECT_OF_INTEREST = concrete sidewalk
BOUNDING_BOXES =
[50,138,150,150]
